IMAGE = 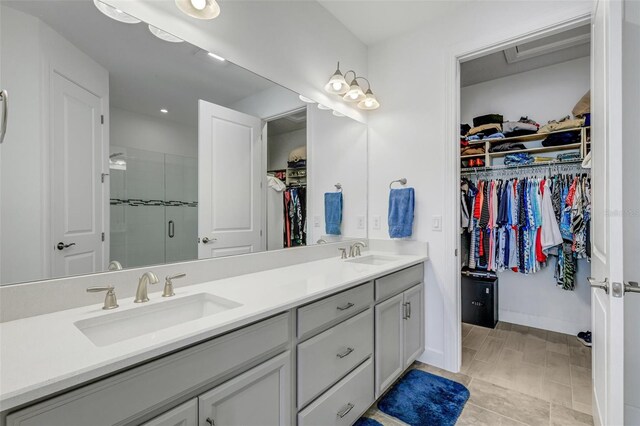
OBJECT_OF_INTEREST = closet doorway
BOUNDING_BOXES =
[456,20,596,418]
[265,108,308,251]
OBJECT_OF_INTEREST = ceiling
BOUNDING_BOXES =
[4,0,288,128]
[317,1,470,46]
[268,110,307,136]
[461,24,590,87]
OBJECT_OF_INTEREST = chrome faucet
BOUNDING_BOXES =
[349,241,367,258]
[87,285,119,310]
[134,271,159,303]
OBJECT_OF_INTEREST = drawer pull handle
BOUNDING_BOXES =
[337,402,355,418]
[337,347,354,358]
[337,302,354,311]
[206,418,214,425]
[407,301,412,318]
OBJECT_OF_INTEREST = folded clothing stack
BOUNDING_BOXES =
[542,130,581,147]
[461,145,485,156]
[557,152,582,162]
[504,153,533,166]
[489,142,526,153]
[538,115,585,134]
[502,116,540,137]
[466,123,502,140]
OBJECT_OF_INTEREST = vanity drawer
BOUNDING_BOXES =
[298,358,374,426]
[375,263,424,301]
[297,281,373,339]
[6,313,290,426]
[297,308,373,408]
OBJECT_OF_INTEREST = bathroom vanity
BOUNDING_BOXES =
[0,254,426,426]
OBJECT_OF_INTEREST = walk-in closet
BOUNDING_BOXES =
[459,23,593,355]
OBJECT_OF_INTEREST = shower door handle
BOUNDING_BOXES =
[0,90,8,144]
[168,220,175,238]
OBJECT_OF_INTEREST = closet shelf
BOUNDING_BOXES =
[488,143,582,158]
[464,126,590,145]
[460,153,486,159]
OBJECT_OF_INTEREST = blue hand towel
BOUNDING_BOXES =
[388,188,414,238]
[325,192,343,235]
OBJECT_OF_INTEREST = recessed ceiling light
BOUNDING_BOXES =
[175,0,221,20]
[93,0,141,24]
[298,95,316,104]
[332,111,345,117]
[317,104,331,110]
[160,109,168,114]
[148,25,183,43]
[207,52,226,62]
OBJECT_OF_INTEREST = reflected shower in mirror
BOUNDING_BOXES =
[0,0,368,286]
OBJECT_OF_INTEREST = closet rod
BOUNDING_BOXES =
[461,159,588,178]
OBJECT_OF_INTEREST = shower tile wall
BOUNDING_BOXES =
[110,147,197,268]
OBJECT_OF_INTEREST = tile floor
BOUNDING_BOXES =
[363,322,593,426]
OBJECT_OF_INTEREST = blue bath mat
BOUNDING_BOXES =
[353,417,383,426]
[377,369,470,426]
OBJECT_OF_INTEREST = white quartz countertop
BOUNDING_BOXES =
[0,251,427,412]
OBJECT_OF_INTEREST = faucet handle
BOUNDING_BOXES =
[87,286,118,310]
[163,273,186,297]
[339,248,348,259]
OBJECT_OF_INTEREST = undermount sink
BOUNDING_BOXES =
[75,293,242,347]
[345,255,400,266]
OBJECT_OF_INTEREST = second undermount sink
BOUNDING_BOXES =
[345,255,400,266]
[75,293,242,347]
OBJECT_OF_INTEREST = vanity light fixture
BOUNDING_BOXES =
[148,25,184,43]
[175,0,221,20]
[207,52,226,62]
[356,79,380,110]
[93,0,141,24]
[317,104,331,110]
[343,78,366,103]
[160,108,169,114]
[324,62,350,95]
[298,95,316,104]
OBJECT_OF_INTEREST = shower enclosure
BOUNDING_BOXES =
[109,147,197,268]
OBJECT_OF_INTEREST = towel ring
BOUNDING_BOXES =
[335,183,342,192]
[389,178,407,189]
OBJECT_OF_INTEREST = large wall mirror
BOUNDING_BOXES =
[0,0,368,286]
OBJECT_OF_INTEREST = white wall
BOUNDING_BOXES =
[268,129,306,171]
[367,0,592,370]
[461,56,591,334]
[230,85,306,121]
[308,108,368,243]
[104,0,368,122]
[461,56,590,126]
[110,107,197,158]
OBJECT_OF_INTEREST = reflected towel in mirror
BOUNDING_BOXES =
[388,188,415,238]
[324,192,343,235]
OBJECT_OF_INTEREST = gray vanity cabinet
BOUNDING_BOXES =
[374,274,425,397]
[198,351,291,426]
[142,399,198,426]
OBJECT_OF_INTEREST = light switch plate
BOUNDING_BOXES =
[313,216,320,228]
[357,216,365,229]
[432,215,442,231]
[373,215,381,230]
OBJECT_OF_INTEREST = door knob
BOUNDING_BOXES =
[588,277,609,294]
[202,237,216,244]
[56,242,76,250]
[625,282,640,294]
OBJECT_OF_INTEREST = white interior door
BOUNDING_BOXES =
[590,1,625,424]
[198,99,263,258]
[52,73,105,278]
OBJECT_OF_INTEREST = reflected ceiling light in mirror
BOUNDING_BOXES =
[317,104,331,110]
[160,108,169,114]
[93,0,141,24]
[207,52,226,62]
[298,95,316,104]
[332,111,345,117]
[324,62,350,95]
[175,0,221,20]
[148,25,184,43]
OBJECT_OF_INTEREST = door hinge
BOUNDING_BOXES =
[101,115,104,125]
[101,173,109,183]
[101,232,105,242]
[455,249,458,257]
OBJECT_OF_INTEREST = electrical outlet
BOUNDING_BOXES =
[357,216,365,229]
[372,215,381,230]
[313,216,320,228]
[432,215,442,231]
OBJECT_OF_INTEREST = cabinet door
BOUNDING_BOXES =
[198,351,290,426]
[403,283,425,368]
[142,399,197,426]
[374,293,405,397]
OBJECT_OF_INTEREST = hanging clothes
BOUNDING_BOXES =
[283,186,306,247]
[461,173,591,290]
